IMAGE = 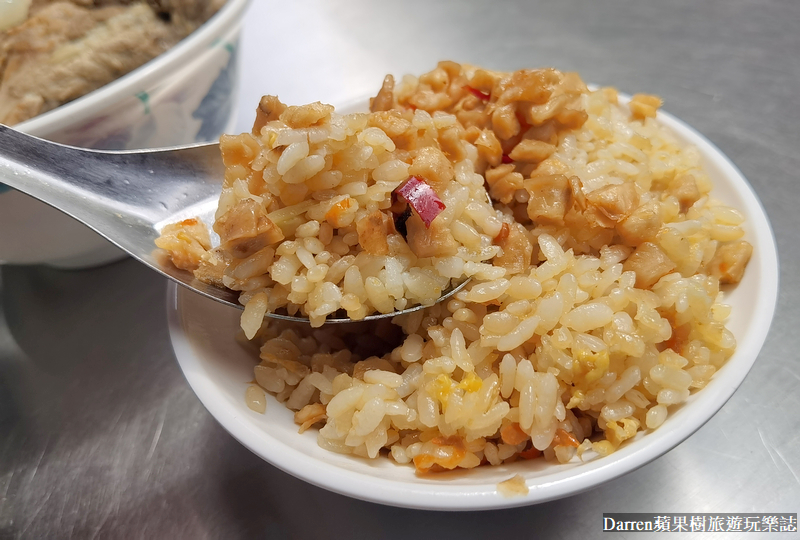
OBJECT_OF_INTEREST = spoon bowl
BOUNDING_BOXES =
[0,125,467,322]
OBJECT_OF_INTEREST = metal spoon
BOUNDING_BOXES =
[0,125,469,323]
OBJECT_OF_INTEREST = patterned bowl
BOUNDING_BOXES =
[0,0,249,268]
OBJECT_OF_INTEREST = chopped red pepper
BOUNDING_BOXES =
[501,154,513,164]
[466,86,491,101]
[396,176,446,228]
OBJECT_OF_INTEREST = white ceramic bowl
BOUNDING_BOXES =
[167,106,778,510]
[0,0,249,268]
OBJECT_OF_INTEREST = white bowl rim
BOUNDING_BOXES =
[166,104,779,511]
[13,0,251,137]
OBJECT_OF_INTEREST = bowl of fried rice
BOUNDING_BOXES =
[165,62,778,509]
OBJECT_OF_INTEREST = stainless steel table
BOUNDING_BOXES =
[2,0,798,538]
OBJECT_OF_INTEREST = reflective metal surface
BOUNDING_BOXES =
[2,0,799,538]
[0,128,240,308]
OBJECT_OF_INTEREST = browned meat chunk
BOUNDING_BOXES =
[356,210,392,256]
[279,102,334,129]
[585,182,640,228]
[192,252,227,288]
[220,133,261,168]
[370,74,395,112]
[493,223,533,274]
[491,104,520,140]
[524,174,571,225]
[475,129,503,167]
[409,147,454,194]
[623,242,676,288]
[616,199,662,245]
[438,126,467,162]
[508,139,556,163]
[368,110,415,150]
[629,93,662,120]
[214,198,285,259]
[252,95,288,135]
[405,213,458,258]
[485,164,523,204]
[708,240,752,284]
[668,174,702,210]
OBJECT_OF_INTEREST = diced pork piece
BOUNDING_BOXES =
[409,147,454,194]
[417,65,449,92]
[220,133,261,168]
[408,88,454,112]
[439,126,467,162]
[491,103,521,140]
[629,93,662,120]
[475,129,503,167]
[462,125,483,144]
[406,213,459,258]
[522,121,558,145]
[508,139,556,163]
[370,74,395,112]
[368,110,412,136]
[617,200,662,245]
[467,68,499,95]
[708,240,752,284]
[554,108,588,129]
[155,218,211,271]
[622,242,676,288]
[356,210,392,255]
[520,94,570,126]
[568,175,586,211]
[585,182,640,228]
[668,174,702,210]
[252,95,287,135]
[524,174,571,225]
[437,60,462,81]
[534,155,572,177]
[486,164,524,204]
[493,222,533,274]
[368,110,415,150]
[192,251,227,288]
[279,102,334,129]
[214,198,284,259]
[498,68,561,105]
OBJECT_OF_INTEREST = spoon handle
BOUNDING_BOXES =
[0,125,244,308]
[0,124,223,258]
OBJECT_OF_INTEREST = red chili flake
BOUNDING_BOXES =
[396,176,446,228]
[466,86,491,101]
[501,154,513,164]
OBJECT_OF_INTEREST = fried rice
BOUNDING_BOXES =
[156,61,752,472]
